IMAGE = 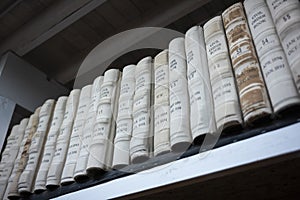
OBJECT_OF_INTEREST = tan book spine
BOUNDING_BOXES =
[8,107,41,197]
[18,99,55,194]
[222,2,272,124]
[153,50,171,156]
[6,108,40,199]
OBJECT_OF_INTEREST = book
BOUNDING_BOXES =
[18,99,55,194]
[244,0,300,113]
[61,85,92,185]
[185,26,217,142]
[113,65,135,169]
[0,120,27,199]
[46,89,80,188]
[33,96,68,192]
[266,0,300,92]
[154,50,171,156]
[203,16,243,132]
[222,2,272,125]
[74,76,104,181]
[168,37,192,151]
[6,109,39,198]
[4,118,29,199]
[130,57,153,163]
[86,69,120,174]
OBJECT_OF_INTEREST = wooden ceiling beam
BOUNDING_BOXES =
[0,0,106,57]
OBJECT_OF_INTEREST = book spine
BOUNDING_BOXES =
[130,57,153,163]
[33,96,67,192]
[7,109,39,198]
[61,85,92,185]
[185,26,217,142]
[87,69,120,174]
[204,16,243,132]
[113,65,135,169]
[154,50,171,156]
[46,89,80,188]
[0,125,20,199]
[4,118,29,199]
[222,2,272,125]
[244,0,300,113]
[266,0,300,92]
[74,76,104,181]
[168,38,192,152]
[18,99,55,194]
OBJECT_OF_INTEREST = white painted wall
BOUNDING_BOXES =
[0,52,69,112]
[0,96,15,151]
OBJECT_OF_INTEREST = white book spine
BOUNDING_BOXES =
[266,0,300,92]
[168,38,192,151]
[61,85,92,185]
[33,96,67,192]
[87,69,120,174]
[130,57,153,163]
[74,76,104,181]
[3,118,29,199]
[222,3,272,124]
[4,118,29,199]
[18,99,55,194]
[113,65,135,169]
[244,0,300,113]
[185,26,217,142]
[0,125,21,199]
[46,89,80,188]
[203,16,243,132]
[153,50,171,156]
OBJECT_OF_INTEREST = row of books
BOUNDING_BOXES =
[0,0,299,199]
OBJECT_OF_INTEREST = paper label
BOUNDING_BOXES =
[154,105,170,132]
[155,65,169,87]
[136,73,151,91]
[133,111,150,132]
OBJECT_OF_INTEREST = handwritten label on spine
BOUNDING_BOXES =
[74,76,103,180]
[130,57,153,163]
[34,96,67,191]
[185,26,217,140]
[18,100,55,194]
[266,0,300,92]
[245,0,300,113]
[168,38,192,151]
[113,65,135,168]
[61,85,91,184]
[222,3,272,124]
[87,69,120,172]
[46,89,80,187]
[153,50,171,156]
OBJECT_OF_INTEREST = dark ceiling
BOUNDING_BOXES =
[0,0,238,89]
